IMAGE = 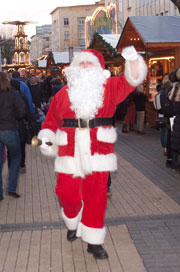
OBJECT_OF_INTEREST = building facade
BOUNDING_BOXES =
[104,0,179,33]
[50,1,105,52]
[135,0,179,17]
[30,24,52,63]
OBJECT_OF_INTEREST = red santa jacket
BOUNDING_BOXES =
[38,75,135,177]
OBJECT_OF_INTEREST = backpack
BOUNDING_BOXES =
[153,90,174,117]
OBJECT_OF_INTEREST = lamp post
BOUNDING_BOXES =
[69,47,73,63]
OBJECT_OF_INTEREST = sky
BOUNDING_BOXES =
[0,0,100,40]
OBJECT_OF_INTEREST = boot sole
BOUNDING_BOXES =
[87,248,108,259]
[67,237,77,242]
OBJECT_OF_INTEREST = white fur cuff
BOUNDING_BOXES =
[61,204,83,230]
[76,222,106,244]
[40,144,58,157]
[38,129,56,144]
[124,55,147,87]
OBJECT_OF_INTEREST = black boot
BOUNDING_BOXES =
[67,230,77,241]
[87,244,108,259]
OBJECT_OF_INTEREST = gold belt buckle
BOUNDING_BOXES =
[78,118,89,129]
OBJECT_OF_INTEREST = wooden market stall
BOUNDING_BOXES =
[35,50,80,78]
[116,16,180,126]
[89,32,123,75]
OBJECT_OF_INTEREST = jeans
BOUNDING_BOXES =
[160,126,168,148]
[7,141,26,168]
[0,130,21,198]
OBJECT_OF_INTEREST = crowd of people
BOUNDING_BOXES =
[1,46,180,260]
[116,83,147,134]
[0,70,65,200]
[154,69,180,172]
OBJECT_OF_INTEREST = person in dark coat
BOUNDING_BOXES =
[168,81,180,171]
[50,77,63,99]
[10,79,34,173]
[12,71,34,113]
[134,84,147,134]
[0,72,26,199]
[156,74,170,156]
[43,75,53,102]
[27,74,43,109]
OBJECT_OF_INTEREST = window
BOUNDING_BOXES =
[128,0,132,8]
[79,32,84,39]
[64,18,69,26]
[78,18,85,48]
[79,39,85,48]
[64,31,69,40]
[78,18,85,25]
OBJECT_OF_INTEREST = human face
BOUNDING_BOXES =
[30,75,37,84]
[162,74,169,83]
[78,61,94,69]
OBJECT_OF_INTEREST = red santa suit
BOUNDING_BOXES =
[38,49,147,245]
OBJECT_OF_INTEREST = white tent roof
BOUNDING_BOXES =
[100,34,121,49]
[52,51,79,64]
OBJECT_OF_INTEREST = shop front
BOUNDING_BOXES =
[116,16,180,126]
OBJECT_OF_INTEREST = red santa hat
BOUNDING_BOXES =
[71,49,110,78]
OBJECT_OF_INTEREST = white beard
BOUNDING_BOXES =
[64,66,107,119]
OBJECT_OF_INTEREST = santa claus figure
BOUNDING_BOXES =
[38,46,147,259]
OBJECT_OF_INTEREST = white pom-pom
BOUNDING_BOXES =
[103,69,111,79]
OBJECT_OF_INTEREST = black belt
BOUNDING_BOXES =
[62,117,113,129]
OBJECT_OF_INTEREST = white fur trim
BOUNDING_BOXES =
[74,128,92,177]
[40,144,58,157]
[76,222,106,244]
[38,130,58,157]
[103,69,111,79]
[71,52,101,68]
[38,129,56,144]
[97,127,117,143]
[61,204,83,230]
[55,129,67,146]
[54,153,117,177]
[55,156,76,174]
[124,55,147,87]
[91,153,117,171]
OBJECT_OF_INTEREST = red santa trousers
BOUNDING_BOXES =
[56,171,109,244]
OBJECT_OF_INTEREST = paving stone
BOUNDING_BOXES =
[1,124,180,271]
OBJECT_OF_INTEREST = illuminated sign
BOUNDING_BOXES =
[85,3,118,47]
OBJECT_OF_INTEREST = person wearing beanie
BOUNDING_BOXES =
[37,46,147,259]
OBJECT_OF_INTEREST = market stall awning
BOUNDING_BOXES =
[117,16,180,52]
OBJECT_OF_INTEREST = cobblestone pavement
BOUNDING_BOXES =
[116,122,180,272]
[0,122,180,271]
